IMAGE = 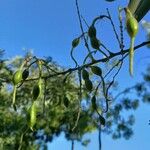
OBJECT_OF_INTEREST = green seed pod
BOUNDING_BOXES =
[91,95,97,110]
[90,37,100,50]
[125,7,138,76]
[12,70,22,85]
[99,115,105,126]
[91,66,102,76]
[32,85,40,100]
[88,25,96,38]
[63,96,69,108]
[28,101,37,131]
[12,86,17,111]
[85,79,93,92]
[82,69,89,80]
[72,38,80,48]
[32,81,42,100]
[125,8,138,38]
[22,69,29,80]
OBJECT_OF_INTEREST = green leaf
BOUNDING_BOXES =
[63,96,69,108]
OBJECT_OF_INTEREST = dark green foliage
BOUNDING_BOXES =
[0,54,149,149]
[63,96,69,108]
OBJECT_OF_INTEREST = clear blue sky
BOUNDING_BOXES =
[0,0,150,150]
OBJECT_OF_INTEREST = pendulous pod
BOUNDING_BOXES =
[88,25,97,38]
[82,69,89,80]
[90,37,100,50]
[90,66,102,76]
[72,38,80,48]
[85,79,93,92]
[125,7,138,76]
[91,95,97,110]
[12,70,22,85]
[28,101,37,131]
[32,79,42,100]
[22,69,29,80]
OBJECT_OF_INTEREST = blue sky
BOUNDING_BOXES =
[0,0,150,150]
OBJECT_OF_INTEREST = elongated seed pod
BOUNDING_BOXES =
[85,79,93,92]
[88,25,96,38]
[22,69,29,80]
[129,37,135,76]
[12,85,17,111]
[82,69,89,80]
[32,84,40,100]
[125,7,138,76]
[90,37,100,50]
[12,70,22,110]
[32,79,42,100]
[91,95,97,110]
[91,66,102,76]
[28,101,37,131]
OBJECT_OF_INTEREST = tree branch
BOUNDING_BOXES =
[25,40,150,82]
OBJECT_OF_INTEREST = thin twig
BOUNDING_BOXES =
[70,47,79,67]
[101,43,113,54]
[92,15,110,25]
[71,140,75,150]
[81,15,89,28]
[43,78,47,115]
[98,125,102,150]
[118,7,124,51]
[83,50,97,64]
[107,8,121,46]
[98,48,109,58]
[18,127,29,150]
[75,0,94,61]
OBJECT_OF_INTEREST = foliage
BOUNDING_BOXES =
[0,50,149,149]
